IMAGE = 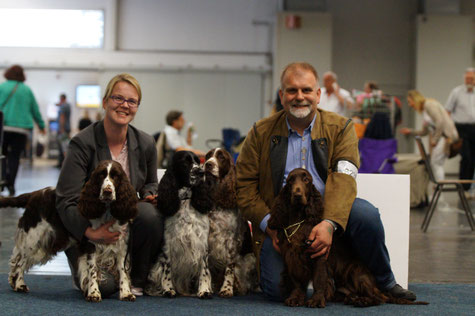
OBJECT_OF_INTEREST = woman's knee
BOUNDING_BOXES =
[135,202,164,235]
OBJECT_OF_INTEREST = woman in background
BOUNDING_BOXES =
[400,90,459,181]
[0,65,45,196]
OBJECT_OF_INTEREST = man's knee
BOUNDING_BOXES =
[348,198,385,237]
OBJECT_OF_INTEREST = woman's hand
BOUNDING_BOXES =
[85,220,120,244]
[399,127,412,135]
[142,194,157,206]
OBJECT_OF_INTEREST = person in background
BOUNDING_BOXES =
[56,93,71,168]
[318,71,354,117]
[445,68,475,199]
[236,62,416,302]
[0,65,45,196]
[78,110,92,131]
[56,73,163,297]
[163,110,204,156]
[400,90,459,181]
[355,81,380,108]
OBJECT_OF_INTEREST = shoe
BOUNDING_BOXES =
[131,286,143,296]
[7,185,15,197]
[386,284,416,301]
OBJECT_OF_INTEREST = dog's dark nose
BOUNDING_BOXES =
[103,186,113,196]
[205,162,213,172]
[195,168,205,177]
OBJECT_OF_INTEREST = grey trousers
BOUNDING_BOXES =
[66,201,164,296]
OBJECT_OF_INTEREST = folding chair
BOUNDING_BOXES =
[205,128,241,160]
[415,136,475,232]
[155,132,174,169]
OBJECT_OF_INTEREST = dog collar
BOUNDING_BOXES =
[283,219,305,243]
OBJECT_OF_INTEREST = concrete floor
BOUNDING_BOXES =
[0,158,474,284]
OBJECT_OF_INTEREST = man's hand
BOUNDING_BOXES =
[266,227,280,254]
[306,221,334,259]
[142,194,157,206]
[84,220,120,244]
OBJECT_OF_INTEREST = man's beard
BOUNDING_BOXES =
[289,103,312,119]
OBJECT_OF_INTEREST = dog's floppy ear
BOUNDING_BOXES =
[215,164,237,209]
[111,175,139,222]
[191,175,217,214]
[305,185,324,223]
[268,183,291,230]
[156,168,180,216]
[78,173,107,219]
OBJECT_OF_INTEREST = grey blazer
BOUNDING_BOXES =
[55,120,158,241]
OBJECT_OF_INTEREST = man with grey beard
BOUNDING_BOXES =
[445,68,475,198]
[236,62,416,302]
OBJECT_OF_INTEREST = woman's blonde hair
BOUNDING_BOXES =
[407,90,425,112]
[103,73,142,104]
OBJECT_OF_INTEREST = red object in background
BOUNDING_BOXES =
[200,156,205,164]
[285,15,301,29]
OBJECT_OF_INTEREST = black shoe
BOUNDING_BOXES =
[7,185,15,197]
[386,284,416,301]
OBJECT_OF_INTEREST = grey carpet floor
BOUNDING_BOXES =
[0,275,473,316]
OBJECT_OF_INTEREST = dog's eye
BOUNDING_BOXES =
[303,177,310,183]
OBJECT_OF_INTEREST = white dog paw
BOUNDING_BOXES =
[198,291,213,299]
[120,293,136,302]
[219,288,233,298]
[85,290,102,303]
[163,289,177,298]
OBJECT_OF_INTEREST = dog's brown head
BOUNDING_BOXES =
[268,168,324,229]
[286,168,313,206]
[204,148,236,209]
[78,160,138,222]
[204,148,234,180]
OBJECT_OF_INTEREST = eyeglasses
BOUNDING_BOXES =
[109,95,140,108]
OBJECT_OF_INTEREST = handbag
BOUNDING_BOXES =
[448,138,463,159]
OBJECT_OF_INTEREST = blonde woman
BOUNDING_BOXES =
[56,73,162,297]
[400,90,459,181]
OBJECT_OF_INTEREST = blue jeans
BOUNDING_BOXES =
[260,197,396,301]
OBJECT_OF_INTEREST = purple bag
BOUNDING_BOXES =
[359,138,397,174]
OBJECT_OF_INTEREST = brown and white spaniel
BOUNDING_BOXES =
[204,148,257,297]
[0,160,138,302]
[269,168,428,307]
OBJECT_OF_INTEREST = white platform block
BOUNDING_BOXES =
[356,174,410,288]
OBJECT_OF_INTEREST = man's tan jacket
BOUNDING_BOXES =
[236,109,360,276]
